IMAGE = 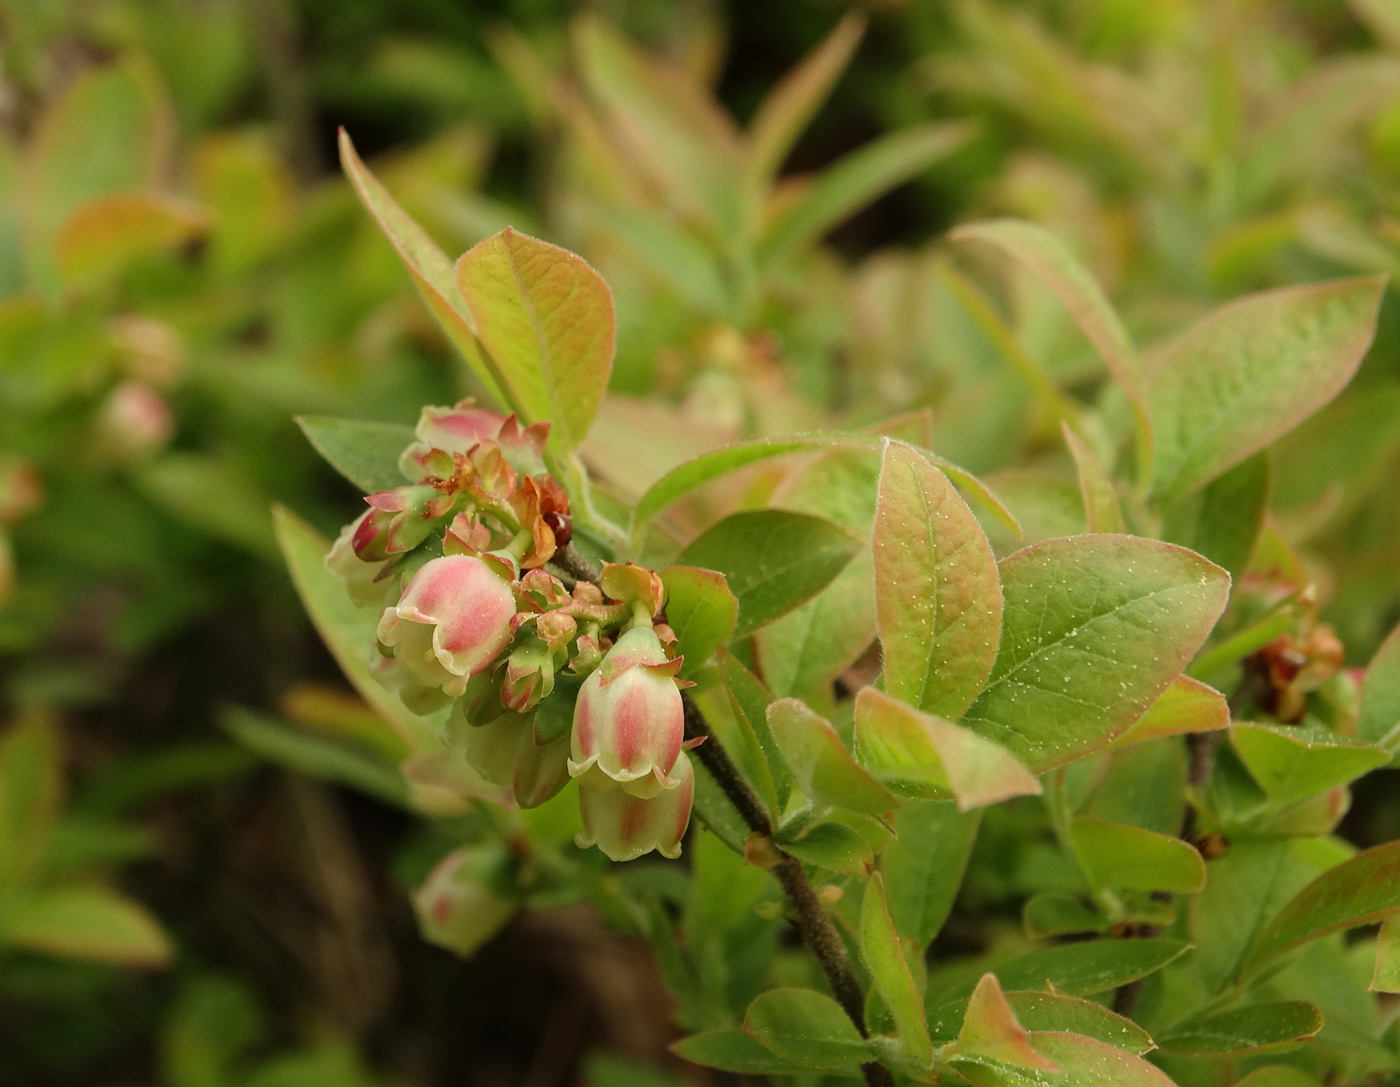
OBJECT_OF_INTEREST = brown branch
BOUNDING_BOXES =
[554,542,603,588]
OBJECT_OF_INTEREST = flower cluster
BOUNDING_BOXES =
[326,400,694,862]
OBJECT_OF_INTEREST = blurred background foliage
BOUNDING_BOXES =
[1,0,1399,1084]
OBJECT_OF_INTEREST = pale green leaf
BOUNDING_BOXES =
[1359,622,1400,749]
[296,416,415,494]
[0,885,171,966]
[743,989,869,1070]
[1232,722,1388,805]
[1113,675,1228,747]
[1156,1002,1322,1056]
[1061,421,1122,533]
[882,800,980,948]
[767,698,896,816]
[862,873,933,1067]
[659,565,737,677]
[1070,817,1204,893]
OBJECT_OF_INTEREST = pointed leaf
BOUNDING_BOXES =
[1061,422,1122,533]
[1161,452,1271,579]
[1359,622,1400,749]
[962,536,1230,771]
[672,1029,806,1074]
[743,989,869,1071]
[456,227,615,453]
[1245,839,1400,971]
[678,510,861,637]
[1146,276,1385,505]
[1114,675,1228,747]
[1003,992,1152,1054]
[951,219,1152,489]
[1156,1002,1322,1057]
[1371,914,1400,993]
[854,688,1039,810]
[659,566,737,677]
[861,873,933,1066]
[953,973,1057,1071]
[882,801,980,947]
[1070,817,1205,893]
[932,939,1191,1003]
[782,820,873,876]
[767,699,896,815]
[339,130,507,406]
[0,713,62,890]
[874,442,1003,720]
[296,416,415,494]
[955,1032,1175,1087]
[0,886,171,966]
[719,649,790,808]
[1232,722,1388,805]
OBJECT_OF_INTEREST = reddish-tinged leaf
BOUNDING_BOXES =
[874,442,1002,720]
[952,973,1057,1071]
[955,1031,1177,1087]
[1061,421,1123,533]
[767,698,896,816]
[1114,675,1228,746]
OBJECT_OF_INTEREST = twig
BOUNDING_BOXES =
[554,542,603,587]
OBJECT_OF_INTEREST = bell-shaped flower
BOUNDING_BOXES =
[412,846,518,957]
[576,751,694,862]
[399,398,550,480]
[568,625,685,798]
[326,511,394,608]
[450,707,570,810]
[376,554,516,697]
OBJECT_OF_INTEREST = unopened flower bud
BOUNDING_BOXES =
[412,846,518,957]
[568,625,685,798]
[399,399,550,479]
[326,511,394,608]
[353,485,448,561]
[377,554,516,696]
[449,707,570,809]
[576,751,694,861]
[501,636,555,713]
[98,381,173,462]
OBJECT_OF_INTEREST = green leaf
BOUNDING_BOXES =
[881,801,980,947]
[1146,276,1386,505]
[853,688,1040,810]
[688,757,752,855]
[456,227,615,454]
[1061,422,1123,533]
[295,416,415,494]
[1002,991,1152,1054]
[1231,722,1388,805]
[767,698,896,816]
[1358,622,1400,749]
[744,13,865,192]
[780,820,873,876]
[951,219,1152,491]
[1113,675,1228,747]
[874,442,1002,720]
[630,432,1017,540]
[1245,839,1400,971]
[932,938,1191,1002]
[339,130,508,407]
[757,122,973,270]
[951,973,1056,1071]
[862,872,934,1066]
[954,1032,1176,1087]
[0,885,171,966]
[742,989,869,1071]
[1161,452,1271,579]
[1022,893,1106,939]
[719,649,790,809]
[1156,1002,1322,1057]
[1371,914,1400,992]
[677,510,861,637]
[1070,817,1205,893]
[671,1029,804,1075]
[221,707,408,808]
[0,713,62,890]
[1233,1070,1323,1087]
[755,553,876,701]
[659,566,737,677]
[962,536,1230,771]
[588,203,733,319]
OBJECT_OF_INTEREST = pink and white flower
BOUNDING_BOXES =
[399,399,549,479]
[376,554,516,696]
[576,751,694,862]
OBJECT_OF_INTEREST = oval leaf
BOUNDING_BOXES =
[1156,1001,1322,1057]
[743,988,869,1071]
[659,565,737,676]
[862,873,934,1067]
[955,1032,1175,1087]
[296,416,416,494]
[1071,817,1206,894]
[0,886,171,967]
[767,698,896,816]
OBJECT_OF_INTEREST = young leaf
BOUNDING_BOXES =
[932,938,1191,1003]
[0,885,171,966]
[1358,622,1400,749]
[1245,839,1400,971]
[874,442,1002,720]
[1061,422,1122,533]
[719,649,791,808]
[882,801,980,947]
[1231,722,1388,805]
[1146,276,1385,505]
[339,130,508,407]
[951,973,1057,1071]
[1155,1002,1323,1057]
[756,554,876,700]
[0,713,62,891]
[954,1032,1176,1087]
[742,989,870,1070]
[744,13,866,191]
[1112,675,1228,747]
[671,1029,805,1074]
[1160,452,1272,578]
[1371,914,1400,993]
[853,688,1040,810]
[781,820,873,876]
[677,510,861,637]
[658,566,737,676]
[767,699,896,816]
[1070,817,1205,893]
[456,227,615,454]
[862,873,934,1067]
[961,536,1230,771]
[951,219,1152,490]
[1002,991,1153,1054]
[757,122,973,270]
[295,416,416,494]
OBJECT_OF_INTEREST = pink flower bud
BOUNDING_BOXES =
[412,846,517,957]
[377,554,516,696]
[576,751,694,861]
[568,625,685,798]
[352,485,447,561]
[0,458,42,527]
[98,381,173,461]
[325,511,393,608]
[399,399,550,479]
